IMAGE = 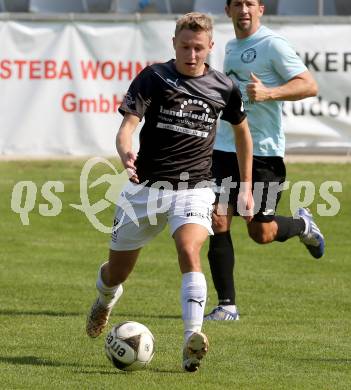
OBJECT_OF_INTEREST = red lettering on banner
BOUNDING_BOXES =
[45,60,57,79]
[100,94,111,112]
[60,61,73,79]
[118,61,132,80]
[0,60,73,79]
[113,95,123,111]
[14,60,26,79]
[1,59,154,80]
[135,61,146,75]
[62,93,77,112]
[0,60,11,79]
[81,60,99,79]
[101,61,115,80]
[61,93,124,113]
[30,60,41,79]
[80,98,97,113]
[80,60,153,80]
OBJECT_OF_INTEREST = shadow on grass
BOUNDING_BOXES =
[0,309,181,320]
[0,355,107,369]
[115,313,181,320]
[78,367,184,375]
[0,309,81,317]
[0,356,74,367]
[149,367,184,374]
[77,369,127,375]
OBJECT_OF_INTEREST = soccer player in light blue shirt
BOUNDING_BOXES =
[216,24,307,157]
[205,0,325,321]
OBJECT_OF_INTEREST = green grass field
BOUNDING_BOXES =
[0,160,350,389]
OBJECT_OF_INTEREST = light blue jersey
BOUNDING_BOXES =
[214,25,307,157]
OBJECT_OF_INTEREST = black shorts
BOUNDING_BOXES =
[212,150,286,222]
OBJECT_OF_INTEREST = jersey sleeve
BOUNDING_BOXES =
[220,83,247,125]
[269,37,307,82]
[118,66,154,119]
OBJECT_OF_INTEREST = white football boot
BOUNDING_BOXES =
[86,285,123,338]
[182,332,209,372]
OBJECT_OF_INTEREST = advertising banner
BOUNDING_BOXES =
[1,19,350,155]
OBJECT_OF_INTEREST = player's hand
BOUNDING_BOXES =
[237,183,254,223]
[246,73,271,102]
[121,151,139,184]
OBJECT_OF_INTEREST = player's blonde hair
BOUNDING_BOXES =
[175,12,213,40]
[226,0,263,4]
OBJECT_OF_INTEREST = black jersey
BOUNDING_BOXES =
[119,59,246,187]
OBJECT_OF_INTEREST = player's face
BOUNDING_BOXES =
[173,29,214,77]
[226,0,264,38]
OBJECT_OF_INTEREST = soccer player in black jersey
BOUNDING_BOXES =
[86,12,254,372]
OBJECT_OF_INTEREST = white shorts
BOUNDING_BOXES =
[110,182,215,251]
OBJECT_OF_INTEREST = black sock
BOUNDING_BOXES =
[208,231,236,305]
[274,216,305,242]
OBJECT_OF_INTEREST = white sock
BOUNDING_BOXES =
[181,272,207,342]
[96,262,123,308]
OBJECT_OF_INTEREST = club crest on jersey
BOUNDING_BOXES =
[241,48,257,64]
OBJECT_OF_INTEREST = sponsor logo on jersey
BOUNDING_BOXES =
[157,123,209,138]
[166,78,179,87]
[186,211,206,218]
[159,98,216,124]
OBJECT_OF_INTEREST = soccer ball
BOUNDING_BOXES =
[105,321,155,371]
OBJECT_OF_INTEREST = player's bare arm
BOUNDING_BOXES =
[232,117,254,222]
[116,112,140,183]
[246,70,318,102]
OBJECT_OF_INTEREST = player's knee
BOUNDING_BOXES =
[178,244,196,261]
[248,229,265,244]
[212,213,230,233]
[247,224,273,244]
[177,244,201,272]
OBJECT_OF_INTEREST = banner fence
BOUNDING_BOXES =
[1,16,350,156]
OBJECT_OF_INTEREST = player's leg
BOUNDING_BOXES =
[205,204,240,320]
[86,183,168,338]
[247,156,304,243]
[206,150,240,321]
[86,249,140,338]
[169,187,214,372]
[173,223,210,372]
[247,157,324,258]
[248,212,324,258]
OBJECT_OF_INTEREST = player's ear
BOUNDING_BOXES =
[172,36,176,50]
[259,4,265,16]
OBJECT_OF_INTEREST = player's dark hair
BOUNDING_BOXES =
[175,12,213,40]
